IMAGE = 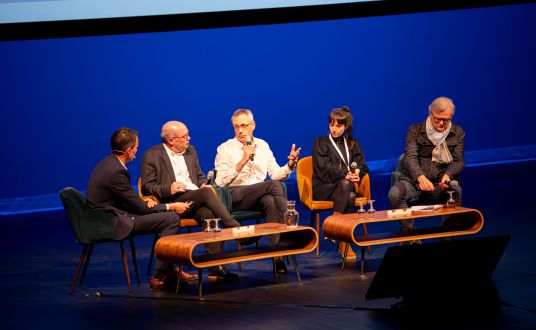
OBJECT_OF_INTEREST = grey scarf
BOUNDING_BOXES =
[426,116,453,164]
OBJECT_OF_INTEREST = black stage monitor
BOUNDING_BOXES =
[366,235,510,312]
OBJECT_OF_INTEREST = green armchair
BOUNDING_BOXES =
[59,187,140,295]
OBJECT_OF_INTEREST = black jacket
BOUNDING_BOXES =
[86,154,168,240]
[141,144,207,203]
[312,135,368,201]
[402,120,465,184]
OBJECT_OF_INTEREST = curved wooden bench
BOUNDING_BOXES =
[323,207,484,273]
[156,223,318,297]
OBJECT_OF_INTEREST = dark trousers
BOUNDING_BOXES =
[173,188,240,228]
[388,180,463,230]
[328,180,357,214]
[173,188,240,254]
[130,211,180,274]
[229,181,286,223]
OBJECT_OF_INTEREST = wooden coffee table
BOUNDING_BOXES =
[322,206,484,274]
[155,223,318,297]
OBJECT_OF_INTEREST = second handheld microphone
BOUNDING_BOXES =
[245,136,255,161]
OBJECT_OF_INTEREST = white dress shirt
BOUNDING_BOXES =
[163,143,199,190]
[214,137,293,187]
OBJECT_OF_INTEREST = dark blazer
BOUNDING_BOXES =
[86,154,168,240]
[141,144,207,203]
[402,120,465,184]
[312,135,369,201]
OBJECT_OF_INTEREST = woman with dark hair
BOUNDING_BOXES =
[312,106,369,259]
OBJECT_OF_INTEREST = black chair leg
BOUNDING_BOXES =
[315,212,321,259]
[186,228,193,270]
[78,243,94,287]
[146,234,158,276]
[70,245,88,294]
[360,247,366,275]
[341,242,349,271]
[120,240,132,295]
[129,238,140,286]
[198,268,203,298]
[291,255,301,283]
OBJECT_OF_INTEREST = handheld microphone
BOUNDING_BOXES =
[206,170,214,185]
[245,136,254,161]
[448,180,459,187]
[437,179,458,190]
[350,162,359,175]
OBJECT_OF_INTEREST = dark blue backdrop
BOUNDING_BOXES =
[1,4,535,199]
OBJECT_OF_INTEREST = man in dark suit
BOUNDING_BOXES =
[141,121,242,281]
[86,127,198,291]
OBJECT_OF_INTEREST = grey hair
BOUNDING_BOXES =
[231,108,254,122]
[160,129,170,141]
[428,96,456,116]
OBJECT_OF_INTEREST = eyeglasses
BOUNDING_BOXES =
[233,122,253,131]
[431,115,452,124]
[170,134,189,140]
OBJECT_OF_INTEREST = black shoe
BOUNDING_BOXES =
[275,258,287,274]
[208,265,239,282]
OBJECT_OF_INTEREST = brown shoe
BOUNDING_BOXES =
[149,276,166,291]
[166,269,198,281]
[179,270,198,281]
[338,242,357,260]
[150,271,197,291]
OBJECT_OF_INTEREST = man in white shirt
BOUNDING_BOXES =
[215,108,301,230]
[141,121,243,281]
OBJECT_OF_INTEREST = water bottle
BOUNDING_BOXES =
[284,200,299,228]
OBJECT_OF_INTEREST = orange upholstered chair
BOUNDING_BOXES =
[296,156,370,258]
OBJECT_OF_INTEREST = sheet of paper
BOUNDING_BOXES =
[410,205,443,212]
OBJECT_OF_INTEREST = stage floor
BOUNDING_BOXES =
[0,161,535,329]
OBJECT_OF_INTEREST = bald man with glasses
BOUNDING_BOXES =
[141,121,244,281]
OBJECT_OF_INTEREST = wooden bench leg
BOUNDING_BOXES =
[291,255,301,283]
